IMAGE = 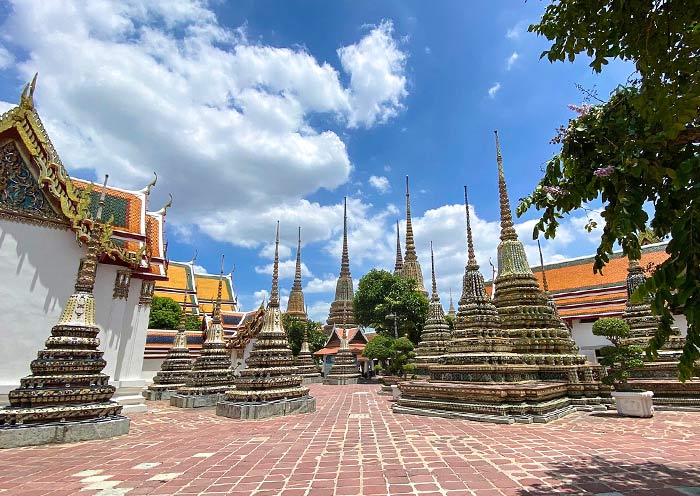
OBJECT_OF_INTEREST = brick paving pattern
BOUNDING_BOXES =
[0,383,699,495]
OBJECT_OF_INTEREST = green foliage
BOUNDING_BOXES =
[354,269,429,343]
[362,335,416,377]
[363,334,395,366]
[282,315,326,356]
[185,314,202,332]
[520,0,700,380]
[592,318,644,389]
[148,295,182,329]
[445,315,456,331]
[390,337,416,378]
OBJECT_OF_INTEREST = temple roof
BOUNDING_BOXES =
[0,77,168,280]
[153,260,238,313]
[314,327,369,356]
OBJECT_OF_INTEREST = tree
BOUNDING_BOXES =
[362,334,395,368]
[148,295,181,329]
[354,269,429,344]
[592,318,645,390]
[362,335,416,377]
[282,315,326,356]
[518,1,700,380]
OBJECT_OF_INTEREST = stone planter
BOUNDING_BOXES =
[612,390,654,417]
[391,384,401,401]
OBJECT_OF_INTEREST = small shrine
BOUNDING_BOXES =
[413,242,450,374]
[295,327,322,383]
[324,327,361,385]
[217,223,315,419]
[143,294,194,400]
[0,179,128,448]
[170,258,236,408]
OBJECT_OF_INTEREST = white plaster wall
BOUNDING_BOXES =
[0,219,148,412]
[142,358,164,383]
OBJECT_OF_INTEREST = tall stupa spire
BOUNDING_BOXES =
[286,226,307,320]
[464,186,477,269]
[495,130,517,242]
[430,241,438,301]
[400,176,427,296]
[394,220,403,274]
[212,255,225,325]
[325,197,356,331]
[270,222,280,308]
[537,239,550,293]
[447,288,456,318]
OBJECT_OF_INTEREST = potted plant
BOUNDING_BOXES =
[592,317,652,417]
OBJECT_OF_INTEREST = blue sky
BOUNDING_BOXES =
[0,1,632,321]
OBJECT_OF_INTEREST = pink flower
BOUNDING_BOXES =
[567,103,593,116]
[543,186,569,197]
[594,166,614,177]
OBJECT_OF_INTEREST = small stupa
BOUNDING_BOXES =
[399,176,428,297]
[621,258,700,407]
[170,257,236,408]
[285,226,307,321]
[144,293,194,400]
[0,176,129,448]
[217,222,315,419]
[325,198,357,332]
[324,326,361,385]
[295,324,323,383]
[394,220,404,274]
[447,289,457,319]
[413,242,451,373]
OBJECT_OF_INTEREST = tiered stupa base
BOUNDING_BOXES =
[217,395,316,420]
[324,350,360,385]
[144,387,182,401]
[295,352,323,383]
[144,348,192,401]
[170,341,236,409]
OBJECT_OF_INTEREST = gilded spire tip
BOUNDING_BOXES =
[494,130,517,242]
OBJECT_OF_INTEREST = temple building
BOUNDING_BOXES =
[286,227,307,321]
[324,198,356,332]
[0,77,167,415]
[217,222,315,419]
[315,327,371,376]
[394,132,607,424]
[398,176,428,296]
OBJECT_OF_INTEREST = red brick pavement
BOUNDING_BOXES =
[0,383,699,496]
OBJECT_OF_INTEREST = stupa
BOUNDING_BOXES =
[399,176,428,297]
[537,240,570,333]
[447,289,457,319]
[295,325,323,384]
[286,226,307,321]
[621,258,700,408]
[413,242,451,374]
[217,222,315,419]
[394,220,404,274]
[144,293,194,400]
[170,257,236,408]
[0,178,129,448]
[324,326,361,385]
[324,198,356,332]
[394,133,608,424]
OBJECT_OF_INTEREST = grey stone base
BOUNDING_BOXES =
[216,396,316,420]
[143,389,178,401]
[0,416,130,449]
[324,377,359,385]
[170,393,227,408]
[302,376,324,384]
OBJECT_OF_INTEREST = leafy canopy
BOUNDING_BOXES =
[353,269,429,344]
[592,318,645,389]
[519,0,700,380]
[148,295,200,331]
[362,335,416,377]
[282,315,327,356]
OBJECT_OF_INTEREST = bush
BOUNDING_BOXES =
[592,318,644,390]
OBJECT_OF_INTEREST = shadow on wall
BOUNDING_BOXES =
[517,455,700,495]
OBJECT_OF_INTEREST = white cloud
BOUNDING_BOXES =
[338,20,408,128]
[306,300,332,323]
[506,51,519,70]
[1,1,409,254]
[424,46,431,55]
[506,20,529,40]
[192,264,208,274]
[368,175,391,194]
[304,274,339,294]
[488,82,501,98]
[259,242,292,260]
[0,46,14,69]
[254,260,312,280]
[253,289,269,305]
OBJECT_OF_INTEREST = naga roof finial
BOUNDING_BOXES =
[20,73,38,109]
[269,221,281,308]
[494,130,517,242]
[139,172,158,196]
[464,185,477,268]
[155,193,173,216]
[95,174,109,222]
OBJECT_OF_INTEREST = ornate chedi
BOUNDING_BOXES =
[286,226,307,321]
[144,294,193,400]
[394,133,608,424]
[413,242,451,373]
[295,326,322,383]
[170,257,236,408]
[394,220,403,274]
[324,327,361,385]
[537,240,569,333]
[0,178,129,448]
[217,222,315,419]
[325,198,356,332]
[447,289,457,319]
[621,258,700,407]
[399,176,428,297]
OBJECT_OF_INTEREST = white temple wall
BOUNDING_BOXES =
[142,358,164,383]
[0,219,148,412]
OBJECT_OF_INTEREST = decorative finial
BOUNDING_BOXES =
[394,220,403,273]
[464,185,477,268]
[189,249,198,265]
[494,130,517,242]
[405,176,416,254]
[156,193,173,216]
[270,221,280,307]
[20,73,38,108]
[340,197,350,276]
[212,255,225,324]
[139,172,158,196]
[430,241,438,301]
[537,239,549,293]
[95,174,109,221]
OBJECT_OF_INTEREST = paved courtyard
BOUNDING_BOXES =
[0,383,699,496]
